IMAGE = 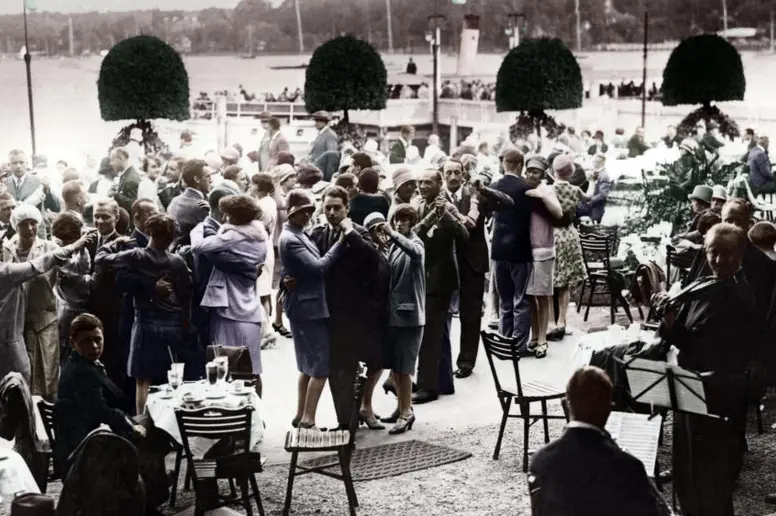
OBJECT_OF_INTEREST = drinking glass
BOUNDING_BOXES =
[215,356,228,387]
[168,370,182,392]
[206,362,218,391]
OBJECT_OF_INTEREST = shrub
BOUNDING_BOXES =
[108,120,168,156]
[678,104,741,140]
[304,35,388,123]
[98,35,190,122]
[495,38,583,113]
[662,34,745,107]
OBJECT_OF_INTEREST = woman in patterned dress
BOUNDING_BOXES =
[547,160,588,341]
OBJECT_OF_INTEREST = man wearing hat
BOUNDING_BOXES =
[308,111,339,164]
[710,185,727,214]
[686,185,713,233]
[576,153,612,224]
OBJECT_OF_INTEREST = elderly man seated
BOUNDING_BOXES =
[529,366,670,516]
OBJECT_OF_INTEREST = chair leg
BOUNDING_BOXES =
[637,305,644,321]
[541,400,550,444]
[584,279,597,322]
[757,399,765,435]
[239,478,253,516]
[521,403,530,473]
[283,452,299,516]
[184,463,192,491]
[618,292,634,323]
[493,397,512,460]
[249,473,266,516]
[339,448,359,515]
[170,447,183,507]
[576,281,586,313]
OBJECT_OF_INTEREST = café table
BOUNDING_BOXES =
[145,380,266,457]
[572,326,678,369]
[0,438,41,512]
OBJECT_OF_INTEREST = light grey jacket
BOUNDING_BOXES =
[386,230,426,327]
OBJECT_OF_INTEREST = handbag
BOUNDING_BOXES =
[11,493,55,516]
[206,345,254,379]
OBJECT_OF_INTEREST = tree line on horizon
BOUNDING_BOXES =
[0,0,770,56]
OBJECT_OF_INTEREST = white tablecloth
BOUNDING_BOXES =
[146,381,265,456]
[0,439,40,506]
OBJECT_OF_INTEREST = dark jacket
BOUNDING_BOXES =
[627,135,650,158]
[389,140,409,164]
[168,187,209,248]
[452,185,513,274]
[414,194,469,296]
[114,167,141,220]
[491,174,534,263]
[349,193,391,226]
[54,352,134,477]
[159,181,182,210]
[530,426,669,516]
[748,146,773,188]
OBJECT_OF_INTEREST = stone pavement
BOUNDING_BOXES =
[256,302,632,466]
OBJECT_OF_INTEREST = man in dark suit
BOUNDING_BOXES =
[412,169,469,404]
[748,136,775,195]
[389,125,415,164]
[109,147,140,224]
[0,193,17,242]
[167,159,213,248]
[530,366,669,516]
[576,153,613,223]
[444,159,514,379]
[627,127,650,158]
[308,186,383,427]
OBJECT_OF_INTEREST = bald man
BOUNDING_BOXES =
[530,367,669,516]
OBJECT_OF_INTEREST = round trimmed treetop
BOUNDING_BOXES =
[304,35,388,114]
[661,34,745,107]
[496,38,583,113]
[98,35,190,122]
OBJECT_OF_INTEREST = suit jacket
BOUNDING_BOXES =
[86,231,122,371]
[158,181,182,210]
[491,174,534,263]
[114,167,140,217]
[584,171,612,223]
[414,194,469,297]
[268,132,290,169]
[310,223,382,324]
[168,187,209,248]
[530,426,669,516]
[308,126,339,163]
[54,352,133,475]
[389,140,408,164]
[451,185,514,274]
[277,223,343,321]
[748,147,773,188]
[4,174,60,239]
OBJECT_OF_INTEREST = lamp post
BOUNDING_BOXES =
[23,0,36,157]
[506,12,525,49]
[641,11,648,128]
[427,14,446,135]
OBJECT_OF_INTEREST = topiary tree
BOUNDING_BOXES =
[98,35,190,153]
[305,35,387,148]
[662,34,745,140]
[496,38,583,145]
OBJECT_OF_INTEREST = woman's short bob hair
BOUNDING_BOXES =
[220,194,261,225]
[391,203,418,227]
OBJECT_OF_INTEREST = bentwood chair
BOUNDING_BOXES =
[35,399,61,493]
[481,331,567,472]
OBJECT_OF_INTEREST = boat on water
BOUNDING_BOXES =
[269,64,307,70]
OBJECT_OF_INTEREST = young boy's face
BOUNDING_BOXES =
[71,328,104,362]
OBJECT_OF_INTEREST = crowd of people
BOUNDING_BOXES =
[5,101,776,514]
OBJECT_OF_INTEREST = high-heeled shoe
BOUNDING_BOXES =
[389,413,416,435]
[382,381,397,396]
[380,409,400,424]
[359,411,385,430]
[297,421,318,430]
[291,417,300,428]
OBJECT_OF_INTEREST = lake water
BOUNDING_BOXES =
[3,49,776,166]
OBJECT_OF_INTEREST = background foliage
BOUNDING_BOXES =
[661,34,746,107]
[304,35,387,120]
[109,120,168,155]
[496,38,582,113]
[678,104,742,140]
[98,35,190,121]
[5,0,773,56]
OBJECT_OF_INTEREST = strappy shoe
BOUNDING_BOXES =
[547,327,566,341]
[389,413,416,435]
[272,323,292,338]
[534,343,548,359]
[359,411,385,430]
[381,409,400,424]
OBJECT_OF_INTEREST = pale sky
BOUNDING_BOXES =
[0,0,269,15]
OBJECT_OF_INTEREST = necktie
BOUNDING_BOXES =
[328,227,340,250]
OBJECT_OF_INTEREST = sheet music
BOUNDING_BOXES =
[625,358,710,416]
[670,365,709,416]
[605,411,663,477]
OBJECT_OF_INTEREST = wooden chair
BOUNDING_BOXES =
[665,244,698,288]
[35,399,60,492]
[283,362,367,516]
[578,232,637,325]
[480,331,567,472]
[175,406,265,516]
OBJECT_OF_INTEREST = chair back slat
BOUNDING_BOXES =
[665,244,698,287]
[480,331,525,398]
[579,233,617,277]
[176,406,253,446]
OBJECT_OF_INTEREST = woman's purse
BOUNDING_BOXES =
[206,345,254,380]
